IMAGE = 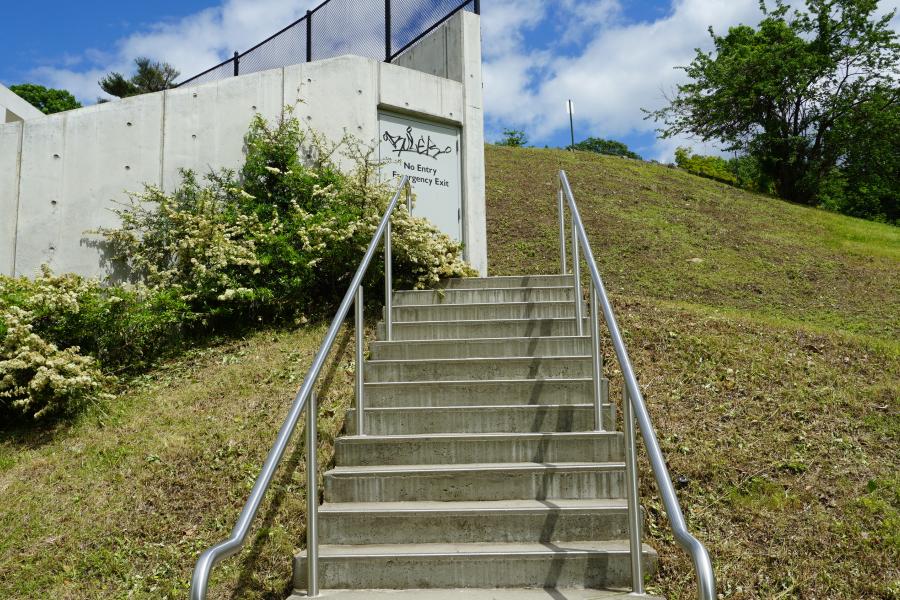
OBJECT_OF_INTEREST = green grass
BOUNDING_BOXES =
[0,325,356,599]
[486,145,899,599]
[0,145,897,599]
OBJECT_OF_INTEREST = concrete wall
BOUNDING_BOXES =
[0,84,45,123]
[395,12,486,275]
[0,11,487,278]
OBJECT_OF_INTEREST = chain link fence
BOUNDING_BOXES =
[178,0,478,87]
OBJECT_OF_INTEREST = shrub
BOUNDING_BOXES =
[1,111,474,425]
[570,137,641,160]
[0,305,113,420]
[97,112,475,321]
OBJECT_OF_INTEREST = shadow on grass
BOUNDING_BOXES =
[230,326,353,599]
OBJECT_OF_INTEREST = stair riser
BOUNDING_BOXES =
[364,379,605,407]
[344,406,612,435]
[324,469,625,502]
[392,287,574,306]
[364,357,593,382]
[369,337,591,360]
[377,319,588,340]
[391,303,582,322]
[319,509,630,544]
[335,434,623,466]
[438,275,575,289]
[294,549,656,589]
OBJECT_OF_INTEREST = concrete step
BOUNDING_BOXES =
[369,336,591,360]
[377,318,589,340]
[390,301,584,322]
[392,286,575,306]
[437,274,576,289]
[364,356,593,382]
[334,432,623,466]
[363,378,605,408]
[344,404,612,435]
[288,590,663,600]
[323,462,625,502]
[293,540,657,589]
[318,499,631,544]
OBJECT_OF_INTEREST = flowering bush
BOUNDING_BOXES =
[0,305,113,420]
[0,111,474,424]
[97,111,475,319]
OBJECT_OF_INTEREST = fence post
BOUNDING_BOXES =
[306,10,312,62]
[233,51,239,77]
[474,0,480,14]
[385,0,392,62]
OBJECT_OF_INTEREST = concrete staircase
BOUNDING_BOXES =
[291,274,659,599]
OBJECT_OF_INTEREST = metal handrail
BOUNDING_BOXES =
[189,176,412,600]
[557,170,716,600]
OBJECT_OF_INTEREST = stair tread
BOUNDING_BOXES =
[329,462,624,475]
[367,355,591,365]
[372,335,590,346]
[320,499,627,513]
[299,540,655,557]
[365,377,593,386]
[351,403,598,411]
[339,431,620,442]
[289,589,659,599]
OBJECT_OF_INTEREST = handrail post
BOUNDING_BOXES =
[305,11,312,62]
[385,218,393,341]
[233,51,239,77]
[558,186,567,275]
[355,285,365,436]
[589,283,604,431]
[623,384,644,594]
[385,0,392,62]
[571,212,584,335]
[306,391,319,597]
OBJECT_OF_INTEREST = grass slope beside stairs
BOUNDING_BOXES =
[486,145,899,599]
[0,145,896,600]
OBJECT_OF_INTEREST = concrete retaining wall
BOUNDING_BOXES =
[0,11,486,278]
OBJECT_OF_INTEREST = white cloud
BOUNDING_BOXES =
[28,0,900,160]
[481,0,765,160]
[32,0,320,102]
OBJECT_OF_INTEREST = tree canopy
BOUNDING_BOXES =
[9,84,81,115]
[648,0,899,221]
[497,129,528,147]
[570,137,641,159]
[99,57,180,99]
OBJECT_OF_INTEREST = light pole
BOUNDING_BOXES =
[567,99,575,150]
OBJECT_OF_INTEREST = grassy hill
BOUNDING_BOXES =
[486,145,899,598]
[0,145,896,599]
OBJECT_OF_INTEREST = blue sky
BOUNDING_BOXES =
[3,0,898,160]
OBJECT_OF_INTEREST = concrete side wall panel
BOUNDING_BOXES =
[60,95,165,276]
[285,57,380,171]
[393,25,451,80]
[15,113,67,276]
[162,69,284,191]
[0,121,23,275]
[378,63,463,125]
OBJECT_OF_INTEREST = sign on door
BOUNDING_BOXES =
[378,112,462,242]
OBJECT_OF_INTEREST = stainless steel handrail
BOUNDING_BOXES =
[189,176,412,600]
[557,170,716,600]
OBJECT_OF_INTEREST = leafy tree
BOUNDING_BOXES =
[674,147,737,185]
[570,137,641,159]
[497,128,528,147]
[8,84,81,114]
[648,0,900,212]
[99,57,180,99]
